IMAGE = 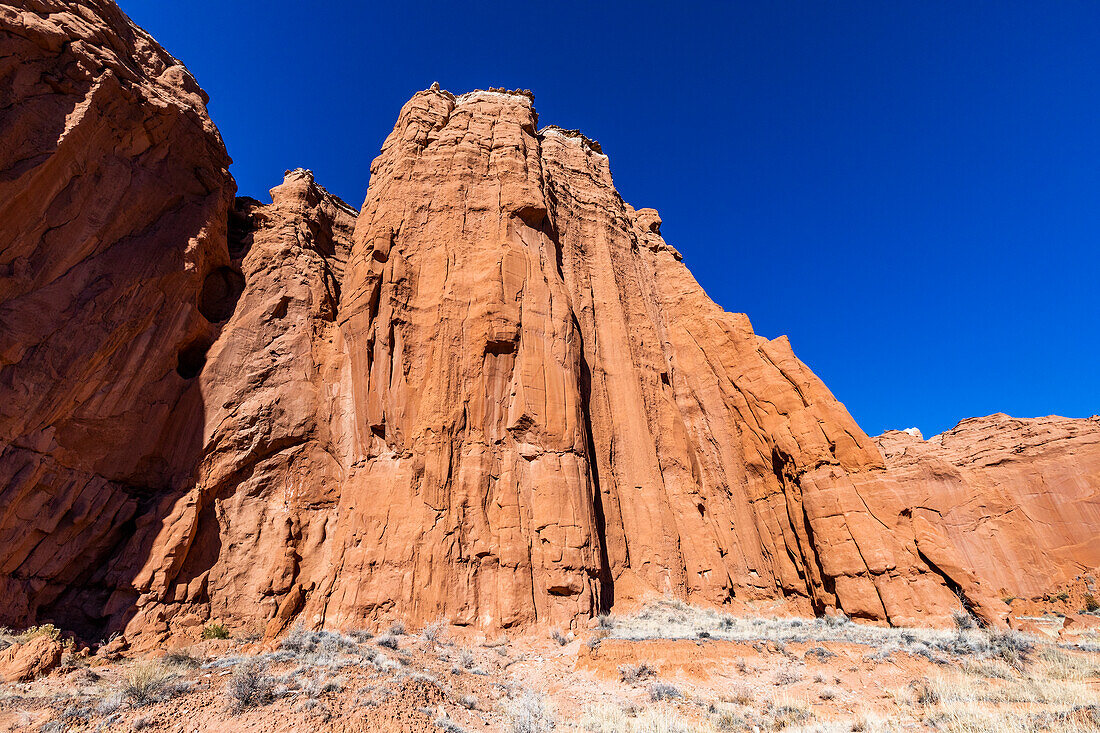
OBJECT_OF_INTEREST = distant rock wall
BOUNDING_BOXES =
[1,1,1097,645]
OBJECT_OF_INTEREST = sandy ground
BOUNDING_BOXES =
[1,602,1098,732]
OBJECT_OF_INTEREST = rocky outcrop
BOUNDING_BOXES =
[875,414,1100,601]
[112,170,358,641]
[0,0,235,635]
[1,0,1097,642]
[0,636,63,682]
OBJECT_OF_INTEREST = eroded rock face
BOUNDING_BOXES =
[875,415,1100,602]
[131,89,1098,638]
[1,2,1097,641]
[0,0,234,635]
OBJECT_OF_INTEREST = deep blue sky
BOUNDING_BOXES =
[121,1,1099,437]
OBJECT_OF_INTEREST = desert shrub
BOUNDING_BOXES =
[349,628,374,642]
[913,677,940,705]
[989,629,1034,669]
[376,634,399,650]
[422,618,447,646]
[773,669,800,685]
[725,683,755,706]
[648,682,681,701]
[1084,594,1100,613]
[550,628,569,646]
[42,702,92,731]
[458,649,476,668]
[16,624,62,642]
[952,609,977,630]
[504,691,556,733]
[389,619,407,635]
[227,659,274,712]
[300,671,344,697]
[202,622,230,640]
[280,627,358,659]
[712,707,748,731]
[804,646,835,661]
[764,702,811,728]
[459,693,477,709]
[596,614,615,630]
[619,662,657,684]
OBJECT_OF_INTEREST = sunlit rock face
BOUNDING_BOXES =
[2,2,1098,645]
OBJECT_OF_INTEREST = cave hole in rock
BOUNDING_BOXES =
[176,338,212,379]
[199,266,245,322]
[485,338,518,355]
[514,204,548,229]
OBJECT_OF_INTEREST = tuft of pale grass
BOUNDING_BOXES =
[579,702,708,733]
[421,617,448,647]
[1037,646,1100,680]
[120,660,174,706]
[923,702,1100,732]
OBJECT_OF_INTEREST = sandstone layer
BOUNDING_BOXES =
[875,414,1100,601]
[0,0,1097,645]
[0,0,235,635]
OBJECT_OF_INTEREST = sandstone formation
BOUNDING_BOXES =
[875,414,1100,601]
[0,0,1097,645]
[0,0,235,636]
[0,635,62,682]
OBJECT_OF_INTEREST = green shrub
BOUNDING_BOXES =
[202,622,230,640]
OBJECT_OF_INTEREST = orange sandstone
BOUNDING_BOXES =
[0,1,1097,645]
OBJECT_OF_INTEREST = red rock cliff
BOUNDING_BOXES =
[0,0,234,636]
[1,3,1098,643]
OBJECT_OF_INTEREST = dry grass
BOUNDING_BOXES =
[120,660,174,706]
[607,598,1049,668]
[504,691,557,733]
[579,702,705,733]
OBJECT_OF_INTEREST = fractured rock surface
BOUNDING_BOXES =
[0,0,234,635]
[0,1,1097,642]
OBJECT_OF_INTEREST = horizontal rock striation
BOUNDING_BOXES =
[0,0,1097,643]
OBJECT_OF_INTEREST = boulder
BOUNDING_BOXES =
[0,636,63,682]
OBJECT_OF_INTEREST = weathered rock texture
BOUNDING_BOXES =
[0,635,62,682]
[0,0,235,636]
[875,414,1100,601]
[1,0,1098,643]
